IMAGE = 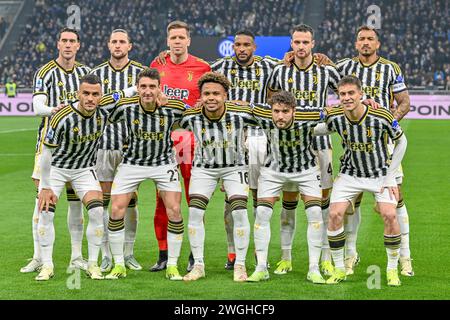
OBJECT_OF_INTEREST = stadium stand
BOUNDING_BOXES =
[317,0,450,88]
[0,0,448,89]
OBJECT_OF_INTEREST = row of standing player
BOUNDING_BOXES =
[21,20,413,282]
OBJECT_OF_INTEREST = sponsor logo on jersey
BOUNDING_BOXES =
[163,85,189,101]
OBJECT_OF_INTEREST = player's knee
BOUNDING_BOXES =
[229,196,247,211]
[328,209,343,225]
[111,201,127,219]
[189,194,209,223]
[255,200,273,225]
[86,199,104,224]
[382,208,397,225]
[166,204,181,221]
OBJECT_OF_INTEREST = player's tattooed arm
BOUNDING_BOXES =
[392,90,411,121]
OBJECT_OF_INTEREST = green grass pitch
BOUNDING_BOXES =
[0,116,449,300]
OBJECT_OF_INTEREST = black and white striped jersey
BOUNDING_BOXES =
[90,60,144,151]
[325,106,404,178]
[211,55,280,137]
[43,94,119,169]
[336,56,407,110]
[108,97,186,167]
[252,103,322,173]
[267,58,340,111]
[33,60,91,154]
[179,102,258,168]
[267,59,340,150]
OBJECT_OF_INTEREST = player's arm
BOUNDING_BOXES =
[38,144,58,212]
[382,133,407,200]
[390,65,410,121]
[33,94,65,116]
[38,111,61,213]
[392,90,410,121]
[266,67,282,100]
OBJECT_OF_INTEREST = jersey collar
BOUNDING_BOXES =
[108,59,131,72]
[71,101,96,119]
[358,56,380,68]
[293,57,315,73]
[139,99,158,114]
[54,59,76,74]
[344,104,369,125]
[202,104,227,122]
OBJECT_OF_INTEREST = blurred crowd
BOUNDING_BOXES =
[0,0,449,89]
[317,0,450,88]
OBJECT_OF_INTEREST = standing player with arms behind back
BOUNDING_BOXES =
[149,21,211,272]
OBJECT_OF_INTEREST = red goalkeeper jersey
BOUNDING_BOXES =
[150,54,211,107]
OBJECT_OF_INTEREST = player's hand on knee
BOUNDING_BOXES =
[38,189,58,212]
[381,186,399,202]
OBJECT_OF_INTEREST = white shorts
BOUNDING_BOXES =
[111,163,181,195]
[39,166,102,201]
[189,166,249,199]
[257,166,322,199]
[95,149,123,182]
[31,152,42,180]
[247,134,267,190]
[330,173,398,205]
[313,148,333,189]
[387,141,404,184]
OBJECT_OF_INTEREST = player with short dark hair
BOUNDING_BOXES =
[91,28,144,273]
[149,21,211,273]
[21,27,91,275]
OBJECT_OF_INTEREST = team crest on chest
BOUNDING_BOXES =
[375,71,381,81]
[187,71,194,82]
[128,75,133,85]
[255,68,261,77]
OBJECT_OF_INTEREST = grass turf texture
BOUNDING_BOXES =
[0,117,449,300]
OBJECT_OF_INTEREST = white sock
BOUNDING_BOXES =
[385,234,401,270]
[396,202,411,258]
[38,209,55,268]
[223,199,235,254]
[188,207,205,266]
[108,218,125,266]
[328,227,345,270]
[32,198,41,260]
[254,204,273,272]
[345,205,361,258]
[124,203,138,257]
[167,220,184,266]
[321,203,331,262]
[101,207,111,259]
[86,202,104,266]
[231,209,250,266]
[67,200,84,261]
[306,205,323,273]
[280,201,297,261]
